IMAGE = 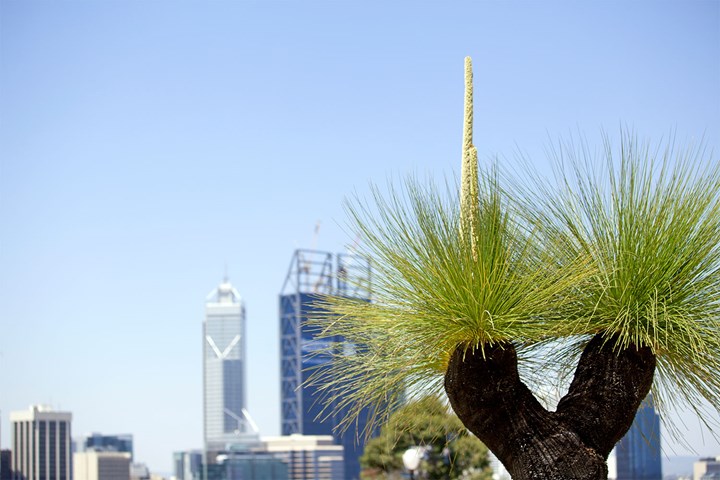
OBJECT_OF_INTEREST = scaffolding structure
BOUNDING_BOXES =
[279,249,372,299]
[279,249,372,480]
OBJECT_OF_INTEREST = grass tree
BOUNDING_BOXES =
[309,57,720,480]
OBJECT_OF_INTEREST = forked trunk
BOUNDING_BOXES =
[444,334,656,480]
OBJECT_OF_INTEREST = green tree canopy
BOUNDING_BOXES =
[360,396,492,480]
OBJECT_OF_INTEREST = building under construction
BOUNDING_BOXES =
[279,249,372,480]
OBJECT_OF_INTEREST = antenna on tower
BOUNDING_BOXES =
[310,220,321,250]
[299,221,322,275]
[223,262,229,283]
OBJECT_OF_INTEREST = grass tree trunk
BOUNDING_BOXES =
[444,334,656,480]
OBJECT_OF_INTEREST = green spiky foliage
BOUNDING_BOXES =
[525,133,720,434]
[308,169,595,435]
[307,58,720,446]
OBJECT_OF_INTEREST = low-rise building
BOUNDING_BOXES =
[260,435,343,480]
[694,456,720,480]
[74,451,131,480]
[75,434,133,460]
[172,451,202,480]
[1,450,12,480]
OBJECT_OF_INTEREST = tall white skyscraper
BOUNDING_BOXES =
[203,277,257,451]
[10,405,72,480]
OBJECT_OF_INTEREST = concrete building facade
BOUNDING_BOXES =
[10,406,72,480]
[73,452,130,480]
[260,435,343,480]
[695,456,720,480]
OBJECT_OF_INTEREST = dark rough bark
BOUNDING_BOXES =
[444,334,656,480]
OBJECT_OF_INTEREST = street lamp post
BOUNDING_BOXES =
[402,446,425,480]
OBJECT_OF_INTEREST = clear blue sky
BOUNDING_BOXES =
[1,0,718,474]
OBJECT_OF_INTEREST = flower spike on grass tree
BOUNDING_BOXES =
[460,56,480,253]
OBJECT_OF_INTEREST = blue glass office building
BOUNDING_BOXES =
[75,433,133,459]
[615,395,662,480]
[280,250,372,480]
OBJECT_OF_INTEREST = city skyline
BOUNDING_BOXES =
[1,0,719,473]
